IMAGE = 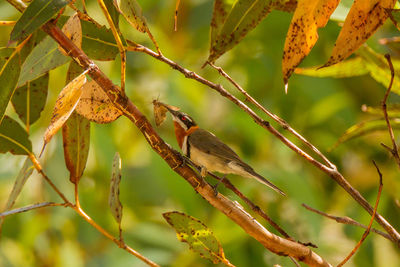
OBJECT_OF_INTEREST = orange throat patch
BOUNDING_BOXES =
[173,122,199,149]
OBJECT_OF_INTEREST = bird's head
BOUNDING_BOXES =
[165,107,197,131]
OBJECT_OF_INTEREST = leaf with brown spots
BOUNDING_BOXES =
[62,112,90,184]
[109,152,123,224]
[42,72,87,155]
[163,211,233,265]
[324,0,396,67]
[208,0,274,63]
[76,80,122,124]
[282,0,340,87]
[114,0,148,33]
[152,100,180,126]
[58,13,82,56]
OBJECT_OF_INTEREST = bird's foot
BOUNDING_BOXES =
[211,175,225,196]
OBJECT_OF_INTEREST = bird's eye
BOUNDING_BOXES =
[181,115,186,121]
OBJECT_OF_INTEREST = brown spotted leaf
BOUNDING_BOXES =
[282,0,340,86]
[163,211,232,265]
[324,0,396,67]
[62,112,90,184]
[42,72,87,153]
[59,13,82,56]
[109,152,123,224]
[115,0,148,33]
[208,0,274,63]
[76,80,122,124]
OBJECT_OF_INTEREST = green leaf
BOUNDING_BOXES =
[0,51,21,123]
[10,0,69,42]
[12,73,49,125]
[332,118,400,149]
[0,48,15,68]
[0,116,32,155]
[208,0,276,63]
[109,152,123,224]
[81,20,119,61]
[18,36,70,87]
[62,112,90,184]
[210,0,232,51]
[115,0,148,33]
[362,104,400,117]
[295,57,369,78]
[163,211,231,265]
[0,158,34,233]
[356,46,400,95]
[104,0,120,28]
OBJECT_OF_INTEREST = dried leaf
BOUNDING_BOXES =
[59,13,82,56]
[0,158,34,233]
[282,0,340,85]
[0,116,32,155]
[152,100,180,126]
[0,50,21,123]
[109,152,123,224]
[11,73,49,125]
[163,211,231,265]
[42,72,87,152]
[324,0,396,67]
[62,112,90,184]
[76,80,122,123]
[9,0,69,43]
[115,0,148,33]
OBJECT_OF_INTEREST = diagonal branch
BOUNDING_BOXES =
[14,10,333,267]
[126,44,400,244]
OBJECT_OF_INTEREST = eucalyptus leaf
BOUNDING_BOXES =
[10,0,69,42]
[0,116,32,155]
[109,152,123,224]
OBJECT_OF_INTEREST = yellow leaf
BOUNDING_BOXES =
[76,80,122,123]
[282,0,340,86]
[58,13,82,56]
[42,72,86,152]
[325,0,396,67]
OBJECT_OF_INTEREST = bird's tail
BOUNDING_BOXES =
[249,172,286,196]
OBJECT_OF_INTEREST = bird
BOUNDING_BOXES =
[164,105,285,196]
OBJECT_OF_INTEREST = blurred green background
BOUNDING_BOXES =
[0,0,399,266]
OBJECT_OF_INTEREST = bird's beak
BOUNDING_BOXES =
[162,103,180,119]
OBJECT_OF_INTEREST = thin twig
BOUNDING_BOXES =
[126,44,400,243]
[97,0,127,92]
[337,161,384,267]
[0,202,69,217]
[73,205,160,267]
[207,62,336,170]
[382,54,400,169]
[28,154,70,203]
[302,204,392,241]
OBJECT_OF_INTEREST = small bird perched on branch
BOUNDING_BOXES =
[162,105,285,196]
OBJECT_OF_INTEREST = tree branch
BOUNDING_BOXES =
[34,14,332,267]
[126,44,400,244]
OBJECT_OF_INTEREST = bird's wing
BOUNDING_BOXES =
[188,129,243,163]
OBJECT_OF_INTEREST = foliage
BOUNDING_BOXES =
[0,0,400,266]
